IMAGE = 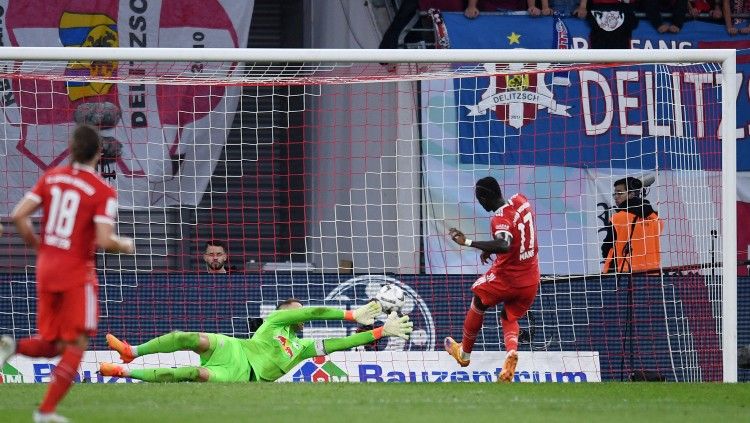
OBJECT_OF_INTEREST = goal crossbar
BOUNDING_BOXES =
[0,47,737,64]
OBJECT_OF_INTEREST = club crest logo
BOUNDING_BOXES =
[506,74,529,91]
[465,63,571,129]
[59,12,119,101]
[592,10,626,32]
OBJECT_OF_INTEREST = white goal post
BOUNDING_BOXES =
[0,47,737,382]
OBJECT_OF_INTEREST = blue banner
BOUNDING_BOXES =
[1,273,747,381]
[441,13,750,170]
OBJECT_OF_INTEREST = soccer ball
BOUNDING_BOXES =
[375,284,405,314]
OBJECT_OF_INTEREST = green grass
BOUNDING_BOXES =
[1,383,748,422]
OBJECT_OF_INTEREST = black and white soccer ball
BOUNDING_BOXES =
[375,284,405,314]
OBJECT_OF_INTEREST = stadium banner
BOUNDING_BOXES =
[422,13,748,275]
[1,350,600,383]
[1,351,199,384]
[2,273,741,381]
[0,0,254,213]
[278,351,601,383]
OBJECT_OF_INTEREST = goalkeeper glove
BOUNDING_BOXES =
[382,312,413,340]
[351,301,382,325]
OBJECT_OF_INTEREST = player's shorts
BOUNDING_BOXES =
[471,273,539,321]
[37,283,98,342]
[200,333,252,382]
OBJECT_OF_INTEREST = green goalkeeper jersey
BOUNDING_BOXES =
[240,306,376,382]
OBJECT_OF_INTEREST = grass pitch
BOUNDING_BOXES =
[0,383,747,422]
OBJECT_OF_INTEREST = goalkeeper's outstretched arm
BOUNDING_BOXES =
[302,312,414,358]
[265,301,383,327]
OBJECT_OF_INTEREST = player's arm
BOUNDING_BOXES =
[449,227,512,254]
[95,222,134,254]
[10,196,41,249]
[95,196,134,254]
[299,312,413,359]
[265,301,383,327]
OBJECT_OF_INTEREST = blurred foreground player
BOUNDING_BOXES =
[0,125,134,423]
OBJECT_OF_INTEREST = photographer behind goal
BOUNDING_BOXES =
[602,176,663,274]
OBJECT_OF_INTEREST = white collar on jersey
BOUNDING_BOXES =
[72,162,98,174]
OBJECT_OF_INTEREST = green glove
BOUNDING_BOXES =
[382,312,413,340]
[352,301,382,325]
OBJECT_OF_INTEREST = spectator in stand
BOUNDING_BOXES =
[573,0,589,17]
[465,0,526,19]
[203,240,230,274]
[715,0,750,35]
[688,0,718,16]
[527,0,553,16]
[545,0,584,16]
[577,0,638,48]
[641,0,689,33]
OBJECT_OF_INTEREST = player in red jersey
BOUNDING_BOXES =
[444,176,540,383]
[0,125,134,423]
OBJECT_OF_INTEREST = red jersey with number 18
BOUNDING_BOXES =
[26,164,117,291]
[487,193,540,287]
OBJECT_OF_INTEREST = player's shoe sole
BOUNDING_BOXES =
[0,335,16,369]
[498,350,518,383]
[99,362,126,378]
[106,333,135,363]
[444,336,470,367]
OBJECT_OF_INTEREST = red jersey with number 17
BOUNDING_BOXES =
[487,193,540,287]
[26,164,118,291]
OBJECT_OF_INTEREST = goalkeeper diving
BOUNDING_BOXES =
[99,299,412,382]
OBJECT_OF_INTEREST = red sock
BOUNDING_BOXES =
[17,337,60,358]
[501,317,520,352]
[38,345,83,413]
[461,303,485,354]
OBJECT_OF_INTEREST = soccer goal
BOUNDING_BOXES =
[0,47,738,383]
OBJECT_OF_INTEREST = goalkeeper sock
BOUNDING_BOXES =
[129,367,201,383]
[135,331,200,355]
[501,317,520,352]
[461,302,485,357]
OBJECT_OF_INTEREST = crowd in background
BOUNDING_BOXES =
[381,0,750,50]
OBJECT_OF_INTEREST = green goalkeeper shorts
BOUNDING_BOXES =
[200,333,252,382]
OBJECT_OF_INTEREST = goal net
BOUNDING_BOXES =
[0,48,737,383]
